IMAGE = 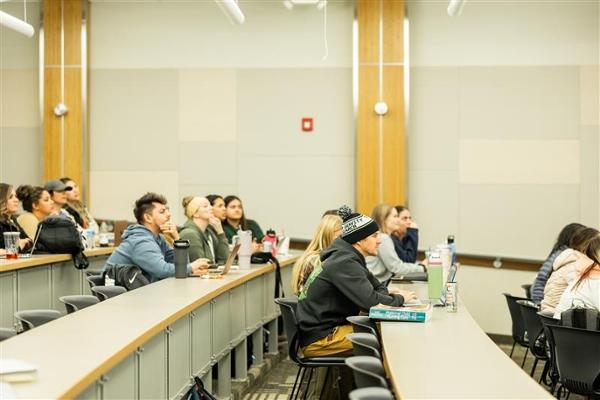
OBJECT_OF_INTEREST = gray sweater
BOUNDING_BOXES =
[366,233,424,283]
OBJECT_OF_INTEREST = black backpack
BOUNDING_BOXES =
[560,302,600,331]
[35,216,89,270]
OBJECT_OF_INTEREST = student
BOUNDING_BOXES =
[179,196,230,264]
[16,185,54,240]
[297,205,416,358]
[60,177,99,233]
[366,204,425,283]
[44,180,75,220]
[291,214,343,295]
[222,195,264,249]
[206,194,227,222]
[541,227,598,314]
[103,193,209,287]
[0,183,31,253]
[531,222,586,304]
[391,205,419,263]
[554,233,600,318]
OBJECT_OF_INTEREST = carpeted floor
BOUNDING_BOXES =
[243,339,581,399]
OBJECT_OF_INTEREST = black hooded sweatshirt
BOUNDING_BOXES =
[297,237,405,347]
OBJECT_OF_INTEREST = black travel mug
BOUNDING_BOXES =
[174,239,190,279]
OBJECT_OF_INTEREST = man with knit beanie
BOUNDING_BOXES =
[297,205,416,358]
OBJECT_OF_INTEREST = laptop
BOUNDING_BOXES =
[0,224,42,259]
[206,243,241,278]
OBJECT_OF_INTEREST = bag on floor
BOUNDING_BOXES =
[186,376,216,400]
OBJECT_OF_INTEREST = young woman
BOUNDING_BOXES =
[16,185,54,240]
[60,177,99,232]
[554,231,600,318]
[180,196,230,264]
[291,214,343,295]
[531,222,586,304]
[0,183,31,254]
[366,204,425,283]
[541,227,598,314]
[206,194,227,222]
[391,205,419,263]
[222,195,264,250]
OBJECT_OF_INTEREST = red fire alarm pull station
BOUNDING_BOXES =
[301,118,313,132]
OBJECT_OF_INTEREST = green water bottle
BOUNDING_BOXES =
[428,251,443,299]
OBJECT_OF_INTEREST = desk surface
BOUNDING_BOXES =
[0,254,297,399]
[381,282,552,399]
[0,247,114,273]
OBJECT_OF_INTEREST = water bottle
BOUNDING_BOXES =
[173,239,190,279]
[85,229,95,249]
[447,235,457,264]
[445,281,458,312]
[427,250,443,300]
[264,229,277,257]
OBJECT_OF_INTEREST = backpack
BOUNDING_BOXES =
[185,376,216,400]
[35,216,89,270]
[560,302,600,331]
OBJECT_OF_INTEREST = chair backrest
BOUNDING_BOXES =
[14,309,63,332]
[91,285,127,301]
[517,300,545,357]
[548,324,600,396]
[0,327,16,342]
[521,284,532,299]
[349,387,394,400]
[59,295,100,313]
[86,274,104,288]
[346,315,378,337]
[538,311,561,382]
[274,298,301,363]
[345,356,388,389]
[347,332,381,359]
[502,293,529,344]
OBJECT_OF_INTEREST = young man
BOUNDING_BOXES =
[297,205,416,357]
[103,192,209,289]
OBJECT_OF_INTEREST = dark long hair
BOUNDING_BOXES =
[206,194,223,206]
[0,183,13,222]
[224,195,248,230]
[16,185,46,213]
[572,228,600,290]
[550,223,586,256]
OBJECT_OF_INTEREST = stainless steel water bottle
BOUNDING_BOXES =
[174,239,190,279]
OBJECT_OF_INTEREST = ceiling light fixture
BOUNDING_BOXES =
[0,10,34,37]
[214,0,245,25]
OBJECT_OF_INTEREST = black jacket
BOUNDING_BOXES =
[392,227,419,263]
[0,218,28,249]
[297,237,405,347]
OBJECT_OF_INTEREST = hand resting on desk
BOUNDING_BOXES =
[388,287,417,303]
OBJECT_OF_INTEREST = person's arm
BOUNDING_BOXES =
[131,236,184,279]
[214,231,230,265]
[330,262,405,309]
[379,235,424,275]
[531,249,563,304]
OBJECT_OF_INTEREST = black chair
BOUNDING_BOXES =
[349,387,394,400]
[274,298,347,400]
[347,315,379,338]
[59,295,100,313]
[517,300,548,378]
[345,356,388,389]
[548,324,600,399]
[86,274,104,289]
[538,311,561,393]
[0,327,16,342]
[347,332,381,359]
[91,285,127,301]
[521,284,532,299]
[14,309,63,332]
[502,293,530,366]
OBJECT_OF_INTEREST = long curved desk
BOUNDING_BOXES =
[382,282,552,399]
[0,252,297,400]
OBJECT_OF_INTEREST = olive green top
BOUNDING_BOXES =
[179,220,230,264]
[223,219,264,243]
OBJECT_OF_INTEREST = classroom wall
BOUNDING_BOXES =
[88,0,354,237]
[407,0,600,260]
[0,1,42,185]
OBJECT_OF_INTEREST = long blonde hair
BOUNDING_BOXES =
[291,214,342,294]
[371,204,395,235]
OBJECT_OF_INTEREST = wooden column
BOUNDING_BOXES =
[356,0,406,215]
[43,0,84,186]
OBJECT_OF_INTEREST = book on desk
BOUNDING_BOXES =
[369,303,432,322]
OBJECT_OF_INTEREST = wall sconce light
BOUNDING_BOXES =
[54,103,68,117]
[0,10,34,37]
[374,101,388,116]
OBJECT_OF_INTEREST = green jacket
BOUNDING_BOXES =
[179,220,230,264]
[223,219,264,243]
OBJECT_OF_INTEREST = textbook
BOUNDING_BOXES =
[369,303,433,322]
[0,359,38,383]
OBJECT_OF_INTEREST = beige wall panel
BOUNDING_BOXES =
[43,68,62,180]
[356,66,380,215]
[459,184,580,259]
[382,66,405,204]
[408,1,599,66]
[459,265,537,335]
[0,2,40,69]
[459,67,579,140]
[407,170,459,249]
[408,67,459,172]
[459,140,580,185]
[382,0,403,64]
[357,0,379,64]
[580,126,599,228]
[0,69,39,128]
[179,69,237,143]
[0,128,42,184]
[63,68,82,184]
[178,142,237,186]
[237,68,353,157]
[580,65,600,126]
[90,171,179,222]
[90,69,179,171]
[238,155,355,239]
